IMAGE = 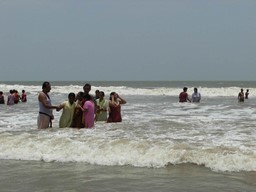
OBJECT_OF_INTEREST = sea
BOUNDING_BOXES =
[0,81,256,192]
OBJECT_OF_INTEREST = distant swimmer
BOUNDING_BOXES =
[238,89,244,102]
[21,90,27,102]
[245,89,249,99]
[179,87,191,102]
[192,87,201,103]
[0,91,5,104]
[13,90,20,104]
[7,90,15,105]
[37,82,59,129]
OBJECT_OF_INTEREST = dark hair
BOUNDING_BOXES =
[0,91,3,94]
[83,93,92,101]
[100,91,105,97]
[109,92,115,100]
[83,83,91,89]
[42,81,50,89]
[68,92,76,98]
[76,91,84,99]
[183,87,188,92]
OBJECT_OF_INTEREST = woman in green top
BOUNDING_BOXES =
[95,91,109,122]
[57,92,76,128]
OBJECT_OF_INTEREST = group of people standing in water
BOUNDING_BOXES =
[238,88,249,102]
[1,82,250,129]
[37,82,127,129]
[0,89,27,105]
[179,87,250,103]
[179,87,201,103]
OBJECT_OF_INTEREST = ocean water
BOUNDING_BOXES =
[0,81,256,192]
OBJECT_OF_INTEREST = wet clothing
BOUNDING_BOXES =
[192,92,201,102]
[14,93,20,104]
[7,94,15,105]
[59,101,75,128]
[38,93,53,117]
[179,92,189,102]
[83,100,95,128]
[95,98,109,121]
[38,92,53,129]
[37,113,51,129]
[21,93,27,102]
[71,101,84,128]
[108,104,122,123]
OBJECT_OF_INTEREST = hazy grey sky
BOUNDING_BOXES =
[0,0,255,81]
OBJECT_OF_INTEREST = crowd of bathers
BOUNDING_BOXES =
[37,82,127,129]
[0,89,27,105]
[1,83,250,129]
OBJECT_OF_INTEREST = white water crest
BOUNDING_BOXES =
[0,83,254,97]
[0,127,256,172]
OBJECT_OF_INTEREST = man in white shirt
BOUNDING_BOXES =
[192,87,201,103]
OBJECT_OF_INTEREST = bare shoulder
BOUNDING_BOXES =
[38,92,46,101]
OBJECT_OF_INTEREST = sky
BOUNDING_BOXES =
[0,0,256,81]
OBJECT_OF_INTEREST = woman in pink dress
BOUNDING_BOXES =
[79,94,95,128]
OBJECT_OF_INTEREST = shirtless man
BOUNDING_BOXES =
[238,89,245,102]
[37,82,59,129]
[245,89,249,99]
[0,91,5,104]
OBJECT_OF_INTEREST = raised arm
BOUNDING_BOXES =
[117,94,126,104]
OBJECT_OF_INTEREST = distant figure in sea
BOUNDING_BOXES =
[57,92,76,128]
[245,89,249,99]
[192,87,201,103]
[107,92,126,123]
[21,90,27,102]
[95,91,109,122]
[179,87,191,102]
[78,93,95,128]
[37,81,59,129]
[13,90,20,104]
[238,89,245,102]
[0,91,5,104]
[7,90,15,105]
[71,92,85,128]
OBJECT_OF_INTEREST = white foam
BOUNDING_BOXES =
[0,130,256,172]
[0,83,254,97]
